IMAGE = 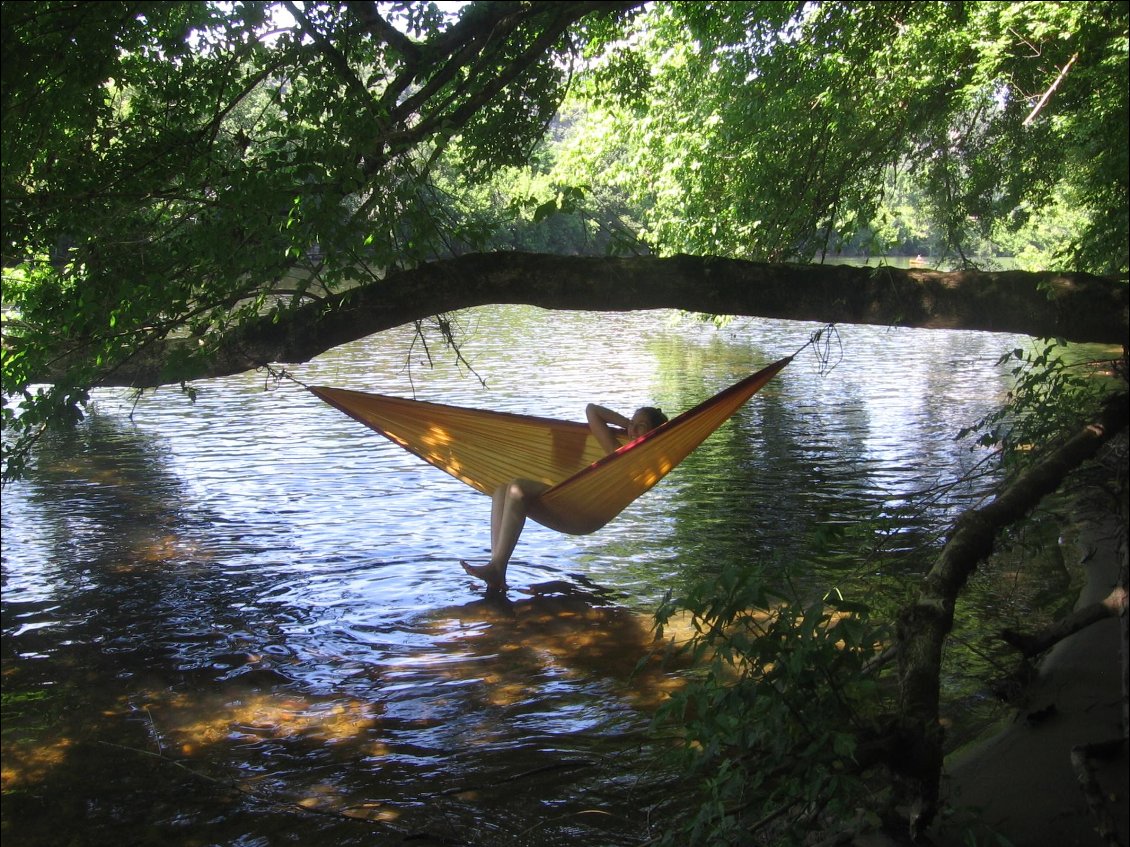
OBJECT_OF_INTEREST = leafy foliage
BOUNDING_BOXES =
[957,338,1123,465]
[3,4,1127,842]
[3,2,1126,480]
[653,564,891,846]
[558,1,1128,270]
[1,0,642,477]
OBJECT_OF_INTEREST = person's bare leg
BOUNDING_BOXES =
[462,483,513,592]
[462,480,545,593]
[489,480,507,553]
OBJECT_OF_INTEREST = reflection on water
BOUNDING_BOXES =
[1,307,1060,844]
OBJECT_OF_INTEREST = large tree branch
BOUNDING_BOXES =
[283,1,383,120]
[12,252,1128,388]
[382,3,640,153]
[344,1,420,63]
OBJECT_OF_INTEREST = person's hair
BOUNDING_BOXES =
[636,406,668,430]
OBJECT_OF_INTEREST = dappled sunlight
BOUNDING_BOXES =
[0,683,403,824]
[292,782,403,822]
[420,422,454,450]
[120,534,216,570]
[142,689,383,753]
[419,591,692,711]
[339,802,401,822]
[420,422,463,474]
[0,588,691,825]
[659,603,889,681]
[0,736,74,791]
[635,452,676,488]
[632,465,665,488]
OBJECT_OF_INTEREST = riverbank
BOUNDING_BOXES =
[930,454,1128,847]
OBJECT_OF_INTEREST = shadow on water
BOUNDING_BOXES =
[2,413,688,845]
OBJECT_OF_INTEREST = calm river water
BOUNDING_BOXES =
[1,307,1066,845]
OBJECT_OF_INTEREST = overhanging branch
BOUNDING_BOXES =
[10,252,1128,388]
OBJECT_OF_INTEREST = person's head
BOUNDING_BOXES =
[628,406,668,439]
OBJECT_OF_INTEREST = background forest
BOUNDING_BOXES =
[442,1,1128,271]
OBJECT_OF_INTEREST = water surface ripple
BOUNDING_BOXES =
[2,308,1029,844]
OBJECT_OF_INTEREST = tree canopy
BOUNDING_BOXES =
[555,1,1129,269]
[1,1,640,467]
[3,1,1127,477]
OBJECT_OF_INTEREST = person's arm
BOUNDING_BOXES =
[586,403,630,453]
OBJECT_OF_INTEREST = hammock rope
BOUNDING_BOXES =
[802,323,842,376]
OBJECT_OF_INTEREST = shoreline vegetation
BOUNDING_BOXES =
[930,436,1129,847]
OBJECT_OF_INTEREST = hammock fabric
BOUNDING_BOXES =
[310,355,791,535]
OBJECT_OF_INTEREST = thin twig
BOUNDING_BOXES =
[1023,53,1078,126]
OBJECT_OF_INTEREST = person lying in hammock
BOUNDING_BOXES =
[461,403,669,594]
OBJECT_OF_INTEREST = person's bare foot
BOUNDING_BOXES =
[461,560,507,594]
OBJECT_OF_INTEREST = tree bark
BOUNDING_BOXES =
[14,252,1127,389]
[1000,586,1128,659]
[892,391,1130,839]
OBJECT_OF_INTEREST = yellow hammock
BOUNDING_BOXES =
[310,356,791,535]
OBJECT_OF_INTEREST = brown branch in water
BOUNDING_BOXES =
[1000,586,1128,658]
[892,391,1130,839]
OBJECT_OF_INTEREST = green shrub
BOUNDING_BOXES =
[652,563,892,846]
